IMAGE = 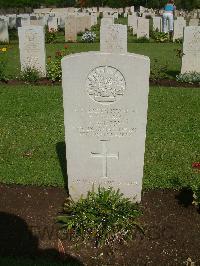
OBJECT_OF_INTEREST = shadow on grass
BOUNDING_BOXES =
[56,142,69,193]
[175,187,194,208]
[0,212,83,265]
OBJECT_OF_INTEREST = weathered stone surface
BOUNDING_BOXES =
[65,15,77,42]
[100,24,127,53]
[137,18,149,39]
[128,15,137,35]
[189,18,199,26]
[48,16,58,31]
[181,26,200,73]
[61,52,150,202]
[153,17,161,31]
[173,18,186,41]
[18,26,46,76]
[101,17,114,26]
[0,19,9,43]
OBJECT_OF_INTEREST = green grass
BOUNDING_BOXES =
[1,41,181,79]
[0,85,200,189]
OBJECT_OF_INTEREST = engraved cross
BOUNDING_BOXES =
[91,140,119,179]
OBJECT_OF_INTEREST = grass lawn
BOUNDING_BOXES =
[1,42,181,79]
[0,85,199,189]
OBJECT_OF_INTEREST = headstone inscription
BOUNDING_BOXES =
[18,26,46,77]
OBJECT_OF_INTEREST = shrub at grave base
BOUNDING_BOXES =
[151,31,169,43]
[135,36,150,43]
[150,59,169,80]
[57,187,142,247]
[176,72,200,84]
[45,26,57,44]
[91,24,100,32]
[174,38,183,44]
[47,47,70,82]
[19,67,41,84]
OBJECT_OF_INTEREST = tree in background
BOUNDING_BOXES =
[0,0,199,9]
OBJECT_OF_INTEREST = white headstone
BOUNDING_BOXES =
[189,18,199,26]
[76,16,86,33]
[173,18,186,41]
[48,17,58,32]
[65,15,77,42]
[128,15,137,35]
[61,51,150,202]
[21,17,30,27]
[100,24,127,53]
[101,17,114,26]
[130,6,135,14]
[153,17,161,32]
[181,26,200,73]
[18,26,46,77]
[137,18,149,39]
[0,20,9,43]
[8,15,17,29]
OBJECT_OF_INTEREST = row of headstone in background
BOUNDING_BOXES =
[128,14,199,40]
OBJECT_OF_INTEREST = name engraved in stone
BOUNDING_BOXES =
[73,179,138,186]
[185,30,200,52]
[75,107,136,137]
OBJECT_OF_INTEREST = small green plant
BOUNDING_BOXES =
[176,72,200,84]
[45,26,57,44]
[0,47,9,81]
[57,187,142,247]
[174,38,183,44]
[150,59,169,80]
[19,67,40,84]
[91,24,100,32]
[151,31,169,43]
[135,36,150,43]
[47,46,70,82]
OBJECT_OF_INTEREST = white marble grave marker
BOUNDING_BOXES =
[65,15,77,42]
[61,51,150,202]
[100,24,127,53]
[18,26,46,76]
[137,18,149,39]
[189,19,199,26]
[128,15,137,35]
[0,20,9,43]
[153,17,161,32]
[173,18,186,41]
[181,26,200,73]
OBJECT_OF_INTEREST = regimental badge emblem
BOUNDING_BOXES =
[86,66,126,104]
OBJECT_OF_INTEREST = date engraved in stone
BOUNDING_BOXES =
[86,66,126,104]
